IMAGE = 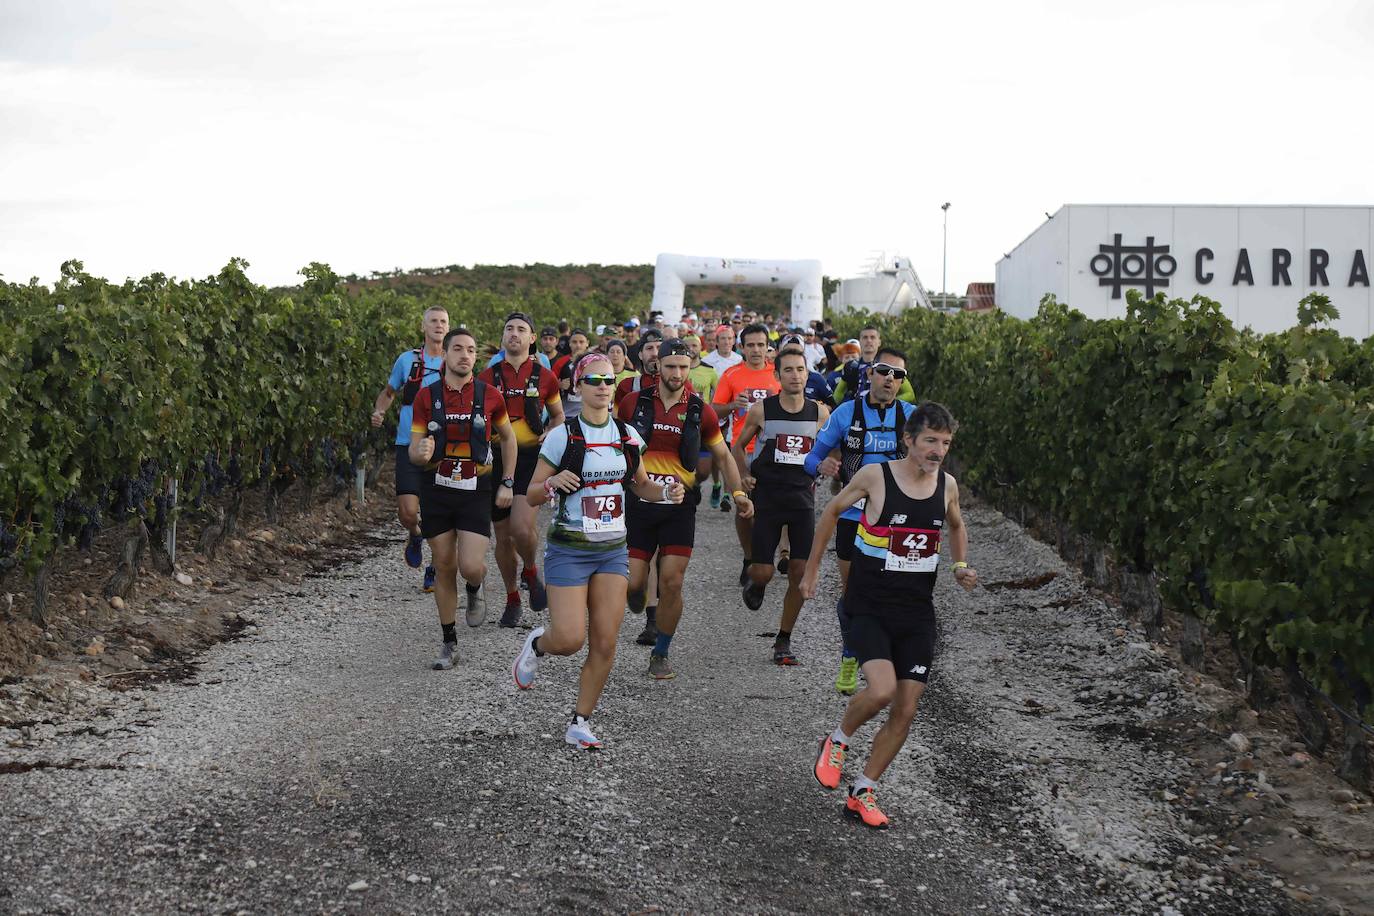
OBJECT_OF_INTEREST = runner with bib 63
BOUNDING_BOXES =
[801,402,977,829]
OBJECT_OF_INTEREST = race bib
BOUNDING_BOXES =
[434,458,478,491]
[581,493,626,533]
[749,388,771,403]
[774,434,813,465]
[647,473,679,505]
[884,527,940,573]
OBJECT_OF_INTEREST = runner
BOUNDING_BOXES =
[513,352,684,749]
[478,312,565,627]
[700,324,742,375]
[614,328,663,407]
[618,339,753,679]
[802,402,976,828]
[371,305,448,592]
[712,323,780,586]
[805,347,914,695]
[408,328,518,670]
[555,329,589,418]
[833,325,916,403]
[730,346,828,665]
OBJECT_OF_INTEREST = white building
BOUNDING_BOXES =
[827,254,934,316]
[996,205,1374,339]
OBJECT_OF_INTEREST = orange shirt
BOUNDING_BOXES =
[714,361,780,448]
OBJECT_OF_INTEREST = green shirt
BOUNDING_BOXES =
[688,363,718,402]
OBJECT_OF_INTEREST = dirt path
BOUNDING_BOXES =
[0,494,1361,914]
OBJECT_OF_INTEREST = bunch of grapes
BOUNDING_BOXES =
[202,451,232,497]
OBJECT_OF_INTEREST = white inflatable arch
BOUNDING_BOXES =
[650,253,824,327]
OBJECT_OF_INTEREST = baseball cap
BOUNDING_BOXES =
[623,317,641,329]
[540,326,558,337]
[660,338,691,359]
[639,327,664,344]
[503,311,534,331]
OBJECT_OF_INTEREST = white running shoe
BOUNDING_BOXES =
[565,715,601,749]
[513,626,544,689]
[465,583,486,627]
[432,641,456,671]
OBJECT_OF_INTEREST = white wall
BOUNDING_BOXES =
[997,205,1374,338]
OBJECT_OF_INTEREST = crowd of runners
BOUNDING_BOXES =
[371,305,977,829]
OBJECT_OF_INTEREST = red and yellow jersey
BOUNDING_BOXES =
[714,362,780,449]
[410,378,510,474]
[614,372,658,410]
[616,390,722,490]
[478,358,560,450]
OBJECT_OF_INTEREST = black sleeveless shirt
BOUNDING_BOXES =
[847,463,947,617]
[750,395,820,511]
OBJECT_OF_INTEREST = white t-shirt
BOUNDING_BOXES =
[538,417,646,548]
[702,350,743,373]
[804,342,827,372]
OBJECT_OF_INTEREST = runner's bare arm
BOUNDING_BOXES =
[494,416,516,509]
[629,461,684,504]
[707,436,753,519]
[945,474,977,590]
[801,465,878,600]
[371,385,397,427]
[408,428,434,466]
[526,460,581,507]
[729,401,765,486]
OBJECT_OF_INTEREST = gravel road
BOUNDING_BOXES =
[0,493,1317,914]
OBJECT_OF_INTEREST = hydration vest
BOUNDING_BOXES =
[556,415,641,484]
[839,399,910,483]
[629,386,704,471]
[499,359,545,436]
[401,348,434,407]
[424,378,491,466]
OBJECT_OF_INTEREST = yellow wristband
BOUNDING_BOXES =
[732,490,747,499]
[953,561,969,570]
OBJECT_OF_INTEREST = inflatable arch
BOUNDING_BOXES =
[650,254,824,327]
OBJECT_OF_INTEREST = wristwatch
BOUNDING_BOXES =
[500,478,515,489]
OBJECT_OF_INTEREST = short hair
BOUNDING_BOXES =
[860,324,880,336]
[774,347,808,372]
[874,346,907,365]
[569,328,589,341]
[442,327,476,350]
[557,319,570,333]
[904,401,958,438]
[739,322,769,344]
[424,305,449,317]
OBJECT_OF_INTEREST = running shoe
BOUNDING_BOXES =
[432,641,456,671]
[513,625,544,689]
[648,653,675,680]
[627,588,646,615]
[422,565,436,593]
[814,735,846,789]
[834,656,859,696]
[777,550,790,575]
[499,594,523,628]
[720,493,733,513]
[738,558,751,587]
[404,532,424,569]
[710,482,722,509]
[742,582,765,611]
[845,787,890,829]
[465,583,486,627]
[524,569,548,613]
[635,620,659,646]
[565,715,601,750]
[773,637,798,666]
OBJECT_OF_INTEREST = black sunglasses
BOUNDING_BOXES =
[872,363,907,381]
[579,374,617,387]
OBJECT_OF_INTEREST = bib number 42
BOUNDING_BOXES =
[884,528,940,573]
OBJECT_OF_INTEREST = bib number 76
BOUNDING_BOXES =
[581,493,625,533]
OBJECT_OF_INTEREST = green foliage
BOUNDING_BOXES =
[852,291,1374,720]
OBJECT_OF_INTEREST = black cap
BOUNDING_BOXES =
[639,328,664,344]
[503,311,534,330]
[540,326,558,337]
[660,338,691,359]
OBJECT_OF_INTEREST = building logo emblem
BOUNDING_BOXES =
[1089,233,1178,299]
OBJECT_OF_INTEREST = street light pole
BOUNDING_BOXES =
[941,202,951,310]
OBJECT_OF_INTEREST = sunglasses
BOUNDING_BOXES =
[872,363,908,381]
[580,374,617,386]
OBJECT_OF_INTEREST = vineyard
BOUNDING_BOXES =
[834,291,1374,742]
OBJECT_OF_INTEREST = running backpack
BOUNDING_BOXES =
[556,415,641,485]
[839,399,910,483]
[629,386,703,469]
[400,348,430,407]
[424,379,491,466]
[499,360,544,436]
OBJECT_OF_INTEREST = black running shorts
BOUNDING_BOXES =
[395,445,424,497]
[419,485,493,539]
[834,515,860,562]
[847,613,936,683]
[627,499,696,560]
[751,504,814,567]
[491,448,540,522]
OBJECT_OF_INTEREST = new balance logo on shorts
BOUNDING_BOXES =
[910,664,928,675]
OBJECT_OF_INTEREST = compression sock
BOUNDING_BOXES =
[654,632,673,656]
[645,605,657,624]
[441,622,456,644]
[853,774,877,794]
[522,566,539,582]
[831,726,851,746]
[507,590,519,605]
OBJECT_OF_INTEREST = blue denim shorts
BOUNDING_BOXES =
[544,541,630,586]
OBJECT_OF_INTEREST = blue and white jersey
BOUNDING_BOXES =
[387,349,445,446]
[804,397,911,522]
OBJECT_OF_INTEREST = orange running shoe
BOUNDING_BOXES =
[813,735,846,789]
[845,787,890,829]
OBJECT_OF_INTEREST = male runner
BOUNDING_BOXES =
[832,325,916,403]
[731,346,828,665]
[554,329,589,418]
[806,347,914,695]
[618,339,753,679]
[614,328,663,407]
[539,326,560,363]
[803,402,976,828]
[712,323,779,584]
[478,312,564,626]
[701,324,742,375]
[409,328,518,670]
[372,305,448,592]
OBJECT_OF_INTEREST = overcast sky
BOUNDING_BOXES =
[3,0,1372,295]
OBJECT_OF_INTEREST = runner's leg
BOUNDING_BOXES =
[493,516,518,594]
[577,572,629,717]
[537,584,589,656]
[650,554,690,642]
[398,493,421,537]
[427,530,459,626]
[861,680,925,780]
[455,531,488,588]
[839,659,898,737]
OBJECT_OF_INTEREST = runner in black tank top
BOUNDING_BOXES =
[731,348,830,665]
[800,402,978,829]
